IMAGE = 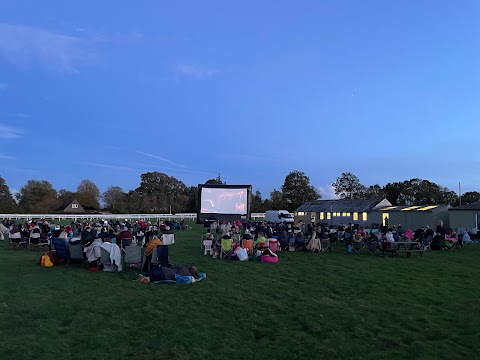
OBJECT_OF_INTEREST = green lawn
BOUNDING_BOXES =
[0,225,479,360]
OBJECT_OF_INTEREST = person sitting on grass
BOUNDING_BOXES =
[9,223,22,244]
[385,230,395,243]
[431,232,444,250]
[142,235,163,271]
[84,237,103,272]
[213,231,232,257]
[254,232,267,248]
[366,231,378,244]
[295,231,306,251]
[242,230,252,241]
[118,225,133,248]
[352,230,364,244]
[443,229,458,250]
[306,230,320,252]
[81,225,95,245]
[278,229,289,250]
[462,230,476,243]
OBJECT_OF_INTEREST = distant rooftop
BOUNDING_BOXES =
[295,198,390,213]
[449,202,480,211]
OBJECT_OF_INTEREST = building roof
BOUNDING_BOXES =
[295,197,391,213]
[58,199,85,213]
[375,204,449,212]
[449,202,480,211]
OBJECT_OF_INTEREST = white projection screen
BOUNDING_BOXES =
[197,184,252,224]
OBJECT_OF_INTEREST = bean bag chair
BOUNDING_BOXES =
[261,255,278,263]
[260,249,279,263]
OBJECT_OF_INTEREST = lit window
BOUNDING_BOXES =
[320,212,324,220]
[346,212,350,216]
[342,212,347,217]
[362,212,368,221]
[297,211,305,216]
[327,212,331,220]
[353,212,358,221]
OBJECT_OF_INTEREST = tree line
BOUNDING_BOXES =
[0,171,478,214]
[331,172,478,207]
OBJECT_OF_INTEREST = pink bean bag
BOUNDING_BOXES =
[261,255,278,263]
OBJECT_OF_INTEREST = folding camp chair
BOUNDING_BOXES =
[351,241,364,254]
[38,234,49,251]
[242,239,254,258]
[203,240,213,255]
[268,239,279,252]
[220,238,233,259]
[29,232,42,251]
[68,243,85,266]
[121,238,132,250]
[149,245,169,269]
[420,235,432,251]
[150,246,161,268]
[99,248,118,271]
[51,238,70,264]
[124,245,143,268]
[366,240,378,255]
[328,233,338,245]
[8,234,22,250]
[320,238,331,253]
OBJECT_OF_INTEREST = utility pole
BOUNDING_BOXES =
[459,182,462,206]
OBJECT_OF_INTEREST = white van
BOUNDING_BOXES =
[264,210,294,223]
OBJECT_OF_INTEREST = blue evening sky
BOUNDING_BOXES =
[0,0,479,200]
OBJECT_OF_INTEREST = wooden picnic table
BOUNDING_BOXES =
[380,241,423,257]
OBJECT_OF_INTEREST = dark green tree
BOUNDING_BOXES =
[102,186,127,213]
[0,176,17,213]
[184,186,198,213]
[460,191,480,205]
[57,189,76,204]
[383,182,405,205]
[16,180,57,213]
[205,174,226,185]
[137,172,188,213]
[440,187,458,206]
[251,190,264,212]
[332,172,366,199]
[76,179,101,209]
[281,171,320,212]
[269,189,286,210]
[364,184,385,199]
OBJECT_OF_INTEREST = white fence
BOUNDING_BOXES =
[0,213,266,222]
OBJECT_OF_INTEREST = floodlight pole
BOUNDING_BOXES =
[459,182,462,206]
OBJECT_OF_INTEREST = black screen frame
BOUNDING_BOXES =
[196,184,252,224]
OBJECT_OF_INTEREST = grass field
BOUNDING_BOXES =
[1,225,479,360]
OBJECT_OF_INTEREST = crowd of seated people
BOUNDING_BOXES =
[202,218,480,259]
[1,218,180,271]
